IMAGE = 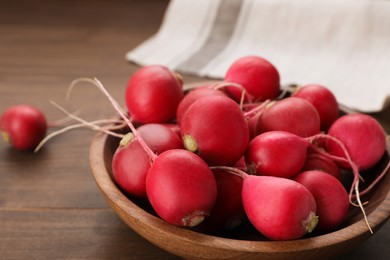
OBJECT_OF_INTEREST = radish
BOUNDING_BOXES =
[0,105,47,150]
[176,86,226,124]
[224,55,280,102]
[213,167,318,240]
[125,65,184,124]
[301,152,342,181]
[162,123,181,138]
[292,84,339,130]
[112,123,183,198]
[256,97,321,137]
[146,149,217,227]
[112,133,152,198]
[199,168,245,232]
[326,113,387,170]
[66,78,217,228]
[136,123,183,153]
[244,127,376,233]
[180,95,249,166]
[246,131,309,178]
[295,170,350,233]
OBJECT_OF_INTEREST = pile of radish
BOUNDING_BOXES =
[1,55,389,241]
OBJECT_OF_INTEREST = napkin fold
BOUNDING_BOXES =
[126,0,390,112]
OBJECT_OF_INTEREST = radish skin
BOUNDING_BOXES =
[295,170,349,233]
[212,166,318,240]
[326,114,386,171]
[180,95,249,166]
[0,105,47,150]
[292,84,339,130]
[125,65,184,124]
[256,97,321,137]
[246,131,309,178]
[224,55,280,101]
[146,149,217,227]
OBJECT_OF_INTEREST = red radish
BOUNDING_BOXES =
[112,134,152,198]
[246,131,309,178]
[224,55,280,101]
[82,78,217,228]
[199,168,245,232]
[180,95,249,166]
[326,114,387,170]
[146,149,217,227]
[244,176,318,240]
[256,97,321,137]
[0,105,47,150]
[112,123,183,198]
[234,156,247,171]
[292,84,339,130]
[243,101,270,139]
[136,123,183,153]
[125,65,184,124]
[162,123,181,138]
[301,152,342,181]
[248,112,261,139]
[295,170,350,233]
[176,86,226,124]
[214,167,318,240]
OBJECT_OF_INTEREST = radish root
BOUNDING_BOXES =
[72,78,157,161]
[308,133,373,233]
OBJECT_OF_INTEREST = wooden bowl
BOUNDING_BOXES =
[89,126,390,260]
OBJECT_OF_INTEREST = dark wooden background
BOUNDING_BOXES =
[0,0,388,259]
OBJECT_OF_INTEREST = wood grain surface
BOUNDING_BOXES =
[0,0,389,259]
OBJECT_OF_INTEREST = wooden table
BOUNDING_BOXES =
[0,0,388,259]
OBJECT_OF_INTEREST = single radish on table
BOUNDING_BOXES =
[255,97,321,137]
[224,55,280,102]
[112,123,183,198]
[292,84,339,131]
[146,149,217,227]
[295,170,350,233]
[0,105,47,150]
[125,65,184,124]
[180,95,249,166]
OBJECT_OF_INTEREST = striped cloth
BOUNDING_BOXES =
[126,0,390,112]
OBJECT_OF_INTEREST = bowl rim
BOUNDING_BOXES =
[89,130,390,254]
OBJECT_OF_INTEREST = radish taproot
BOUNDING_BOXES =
[0,105,47,150]
[125,65,184,124]
[146,149,217,227]
[255,97,321,137]
[246,131,309,178]
[112,123,183,198]
[180,95,249,166]
[295,170,350,233]
[292,84,339,130]
[224,55,280,102]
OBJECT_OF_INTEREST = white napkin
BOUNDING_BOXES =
[126,0,390,112]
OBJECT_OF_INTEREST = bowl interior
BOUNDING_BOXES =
[90,122,390,259]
